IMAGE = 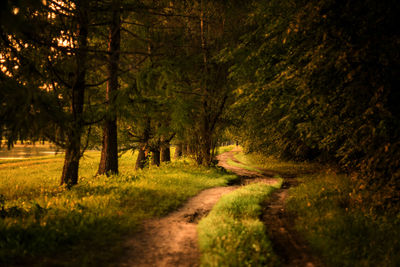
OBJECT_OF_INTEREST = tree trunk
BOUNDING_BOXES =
[98,119,118,175]
[174,143,182,158]
[151,148,160,166]
[186,144,192,155]
[60,1,88,186]
[135,147,148,169]
[161,143,171,162]
[98,0,120,176]
[182,143,188,156]
[135,118,151,169]
[61,142,80,187]
[203,137,212,166]
[198,110,212,166]
[199,0,211,167]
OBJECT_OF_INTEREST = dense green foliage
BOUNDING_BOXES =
[198,181,282,267]
[230,0,400,211]
[0,152,237,265]
[287,172,400,266]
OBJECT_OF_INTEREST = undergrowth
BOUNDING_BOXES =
[287,171,400,266]
[233,150,400,266]
[198,180,282,267]
[0,151,237,266]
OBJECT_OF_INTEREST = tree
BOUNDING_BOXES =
[98,0,121,176]
[155,0,250,166]
[231,0,400,211]
[0,0,104,187]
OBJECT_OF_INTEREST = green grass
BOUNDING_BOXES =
[225,150,317,177]
[287,172,400,266]
[0,151,237,266]
[234,151,318,177]
[198,180,282,267]
[216,145,236,155]
[226,157,263,174]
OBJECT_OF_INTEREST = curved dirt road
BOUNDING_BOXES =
[119,147,320,266]
[119,147,276,267]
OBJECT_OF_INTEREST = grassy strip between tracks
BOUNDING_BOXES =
[198,179,283,267]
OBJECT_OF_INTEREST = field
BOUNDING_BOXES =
[2,148,399,266]
[0,151,237,266]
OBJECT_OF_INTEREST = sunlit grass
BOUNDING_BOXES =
[0,150,237,266]
[198,180,282,267]
[226,157,263,173]
[234,151,318,177]
[216,145,236,155]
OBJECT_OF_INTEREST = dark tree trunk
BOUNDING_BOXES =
[198,115,212,166]
[98,0,120,176]
[161,143,171,162]
[201,137,212,166]
[151,148,161,166]
[98,119,118,175]
[135,147,148,169]
[135,118,151,169]
[61,142,80,187]
[60,1,88,186]
[174,143,182,158]
[211,139,216,161]
[182,143,188,156]
[186,144,192,155]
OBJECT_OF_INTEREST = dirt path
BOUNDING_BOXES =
[119,147,320,266]
[119,147,277,267]
[119,186,239,267]
[217,148,279,186]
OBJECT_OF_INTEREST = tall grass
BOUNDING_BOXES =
[287,172,400,266]
[198,180,282,267]
[0,151,237,266]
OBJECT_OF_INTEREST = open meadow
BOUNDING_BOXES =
[0,150,237,266]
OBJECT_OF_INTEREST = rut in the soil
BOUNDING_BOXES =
[119,147,320,267]
[262,179,323,267]
[119,148,277,267]
[223,148,323,266]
